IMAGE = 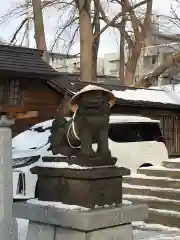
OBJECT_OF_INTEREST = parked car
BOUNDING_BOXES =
[12,115,168,200]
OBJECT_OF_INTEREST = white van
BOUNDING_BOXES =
[12,115,168,200]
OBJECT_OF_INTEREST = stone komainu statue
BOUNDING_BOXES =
[48,85,116,167]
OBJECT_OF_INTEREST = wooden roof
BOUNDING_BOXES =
[0,45,59,79]
[48,75,180,110]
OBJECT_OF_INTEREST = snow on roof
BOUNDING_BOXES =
[112,88,180,106]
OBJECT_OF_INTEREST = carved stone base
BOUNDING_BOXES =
[31,166,130,208]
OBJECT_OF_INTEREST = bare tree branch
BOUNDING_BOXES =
[10,18,28,44]
[98,0,151,39]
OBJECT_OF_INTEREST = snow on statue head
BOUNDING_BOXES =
[49,84,117,167]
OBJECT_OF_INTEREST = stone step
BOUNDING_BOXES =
[162,160,180,169]
[123,174,180,189]
[147,208,180,228]
[123,194,180,212]
[123,183,180,200]
[137,166,180,178]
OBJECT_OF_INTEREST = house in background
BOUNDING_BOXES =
[103,42,180,85]
[0,44,119,136]
[0,44,64,136]
[51,76,180,157]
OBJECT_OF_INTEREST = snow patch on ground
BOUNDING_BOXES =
[133,221,180,232]
[124,173,180,181]
[123,183,180,192]
[164,158,180,163]
[123,194,180,203]
[149,208,180,217]
[140,166,180,172]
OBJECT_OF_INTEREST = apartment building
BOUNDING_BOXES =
[50,55,105,75]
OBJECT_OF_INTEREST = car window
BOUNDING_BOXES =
[108,123,162,143]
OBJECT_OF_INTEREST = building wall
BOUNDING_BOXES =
[103,42,180,85]
[11,79,63,136]
[50,57,104,75]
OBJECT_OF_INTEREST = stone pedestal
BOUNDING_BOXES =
[31,166,130,207]
[13,201,148,240]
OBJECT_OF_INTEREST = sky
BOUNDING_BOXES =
[0,0,178,57]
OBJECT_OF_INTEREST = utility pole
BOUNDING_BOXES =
[31,0,49,62]
[119,0,125,85]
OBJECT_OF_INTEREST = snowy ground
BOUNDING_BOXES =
[17,218,180,240]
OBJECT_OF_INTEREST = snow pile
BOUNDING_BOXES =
[38,161,90,169]
[165,158,180,163]
[123,183,180,192]
[133,221,180,233]
[112,88,180,105]
[140,166,180,172]
[149,208,180,217]
[123,194,180,204]
[126,173,180,181]
[27,199,90,211]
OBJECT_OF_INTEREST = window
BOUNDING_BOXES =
[0,79,21,106]
[108,123,162,143]
[0,80,5,102]
[8,79,21,106]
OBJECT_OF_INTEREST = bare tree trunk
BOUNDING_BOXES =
[119,1,125,85]
[92,0,100,82]
[32,0,48,62]
[124,43,141,86]
[79,0,93,82]
[119,34,125,85]
[92,40,99,82]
